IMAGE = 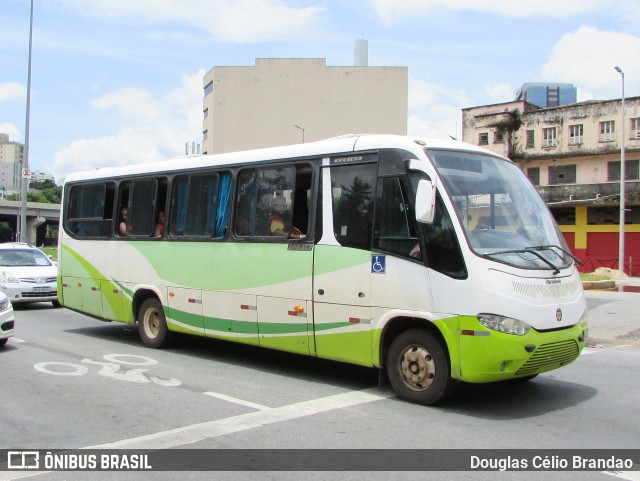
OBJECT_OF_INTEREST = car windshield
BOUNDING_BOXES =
[426,148,574,272]
[0,249,52,267]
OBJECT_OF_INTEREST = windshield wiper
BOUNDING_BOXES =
[525,244,582,266]
[481,248,561,275]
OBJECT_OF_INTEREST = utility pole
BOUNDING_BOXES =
[19,0,34,243]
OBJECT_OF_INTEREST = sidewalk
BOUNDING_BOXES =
[583,281,640,346]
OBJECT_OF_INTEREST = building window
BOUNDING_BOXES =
[527,167,540,185]
[494,131,504,144]
[203,108,209,119]
[569,124,583,145]
[526,130,535,148]
[600,120,615,142]
[204,81,213,97]
[607,160,640,181]
[478,133,489,145]
[631,118,640,139]
[543,127,557,147]
[546,87,560,107]
[551,207,576,226]
[549,164,576,185]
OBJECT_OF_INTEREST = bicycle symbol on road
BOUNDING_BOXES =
[34,354,181,387]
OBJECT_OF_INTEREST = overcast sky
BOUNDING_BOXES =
[1,0,639,181]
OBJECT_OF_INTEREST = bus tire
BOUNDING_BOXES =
[138,298,173,348]
[386,329,455,405]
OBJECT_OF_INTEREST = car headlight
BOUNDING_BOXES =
[0,299,10,312]
[1,271,19,283]
[478,314,531,336]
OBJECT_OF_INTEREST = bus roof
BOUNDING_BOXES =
[63,134,503,183]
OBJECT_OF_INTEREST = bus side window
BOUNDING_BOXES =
[128,179,157,236]
[330,163,376,250]
[65,182,115,238]
[373,176,421,259]
[235,170,257,237]
[235,166,297,239]
[423,194,467,279]
[407,173,466,278]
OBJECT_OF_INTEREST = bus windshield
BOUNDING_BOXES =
[426,148,574,273]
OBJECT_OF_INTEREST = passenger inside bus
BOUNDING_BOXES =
[118,208,129,236]
[270,191,304,239]
[153,211,165,238]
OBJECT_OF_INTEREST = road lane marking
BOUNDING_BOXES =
[604,471,640,481]
[203,391,270,411]
[88,388,391,450]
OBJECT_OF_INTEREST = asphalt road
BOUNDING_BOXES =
[1,295,639,481]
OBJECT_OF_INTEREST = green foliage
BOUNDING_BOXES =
[30,179,57,190]
[6,181,61,204]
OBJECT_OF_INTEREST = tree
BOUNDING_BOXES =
[5,180,62,204]
[30,179,57,190]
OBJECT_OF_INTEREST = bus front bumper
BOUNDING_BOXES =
[456,316,588,383]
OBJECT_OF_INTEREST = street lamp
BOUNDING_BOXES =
[19,0,34,243]
[294,124,305,143]
[614,66,626,273]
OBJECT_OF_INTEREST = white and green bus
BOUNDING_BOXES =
[58,134,588,405]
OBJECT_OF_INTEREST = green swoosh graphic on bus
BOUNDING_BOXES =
[61,245,134,322]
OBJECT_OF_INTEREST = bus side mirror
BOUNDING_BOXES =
[415,179,436,224]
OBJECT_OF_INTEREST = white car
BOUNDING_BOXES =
[0,243,59,307]
[0,291,14,347]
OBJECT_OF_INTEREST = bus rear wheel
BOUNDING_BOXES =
[386,329,455,405]
[138,298,173,348]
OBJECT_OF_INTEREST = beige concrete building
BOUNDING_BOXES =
[0,133,23,196]
[202,58,408,154]
[462,97,640,275]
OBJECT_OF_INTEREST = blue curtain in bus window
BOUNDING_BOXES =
[215,173,231,237]
[173,177,188,235]
[204,175,218,236]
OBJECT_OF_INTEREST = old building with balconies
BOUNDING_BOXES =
[462,97,640,275]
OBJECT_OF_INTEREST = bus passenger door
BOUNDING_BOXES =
[312,160,377,367]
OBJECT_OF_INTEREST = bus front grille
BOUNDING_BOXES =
[516,340,580,376]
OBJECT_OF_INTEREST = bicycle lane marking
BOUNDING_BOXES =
[32,354,182,386]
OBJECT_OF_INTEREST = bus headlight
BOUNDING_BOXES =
[477,314,531,336]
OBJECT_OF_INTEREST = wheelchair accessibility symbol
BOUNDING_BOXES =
[371,255,386,274]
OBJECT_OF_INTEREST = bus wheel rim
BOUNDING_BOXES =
[398,344,436,391]
[144,309,161,338]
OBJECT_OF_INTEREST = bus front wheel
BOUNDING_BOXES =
[386,329,455,405]
[138,298,173,348]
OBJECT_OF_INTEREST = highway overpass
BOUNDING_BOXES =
[0,200,60,246]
